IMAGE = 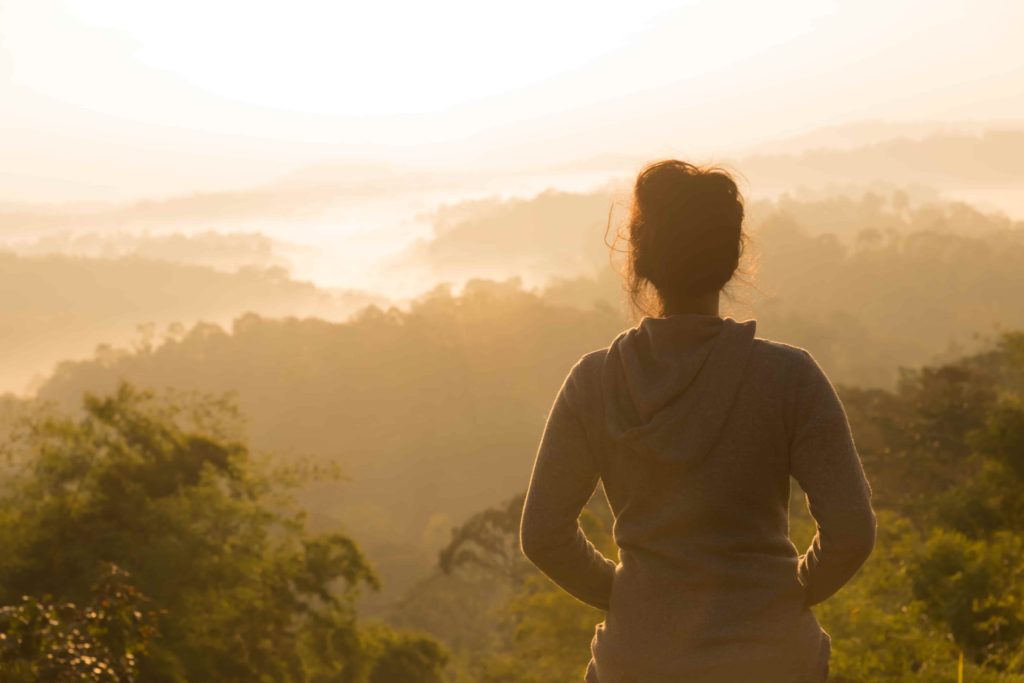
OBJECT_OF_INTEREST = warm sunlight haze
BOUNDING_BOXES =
[1,2,1023,680]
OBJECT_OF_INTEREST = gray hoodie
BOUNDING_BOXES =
[520,314,876,683]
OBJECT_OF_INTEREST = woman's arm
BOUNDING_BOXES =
[519,359,617,611]
[789,350,877,607]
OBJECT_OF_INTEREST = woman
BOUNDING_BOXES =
[519,160,876,682]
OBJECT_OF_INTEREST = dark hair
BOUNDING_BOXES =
[607,159,748,318]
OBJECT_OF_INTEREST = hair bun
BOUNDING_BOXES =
[620,159,747,315]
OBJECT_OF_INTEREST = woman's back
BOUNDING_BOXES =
[519,160,876,683]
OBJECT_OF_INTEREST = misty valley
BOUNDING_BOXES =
[3,128,1024,682]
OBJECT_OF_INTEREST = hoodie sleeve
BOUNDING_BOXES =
[789,350,877,608]
[520,359,617,611]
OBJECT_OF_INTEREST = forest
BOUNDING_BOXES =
[2,182,1024,681]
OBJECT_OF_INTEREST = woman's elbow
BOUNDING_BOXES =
[862,513,878,556]
[827,508,877,563]
[519,524,548,566]
[847,509,878,561]
[519,516,565,568]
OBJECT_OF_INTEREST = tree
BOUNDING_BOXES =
[439,494,531,584]
[434,492,614,683]
[909,391,1024,672]
[0,563,157,682]
[911,530,1024,669]
[360,624,448,683]
[0,382,443,682]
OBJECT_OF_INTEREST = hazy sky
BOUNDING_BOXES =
[2,0,1022,202]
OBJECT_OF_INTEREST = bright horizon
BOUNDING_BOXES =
[4,6,1024,681]
[3,0,1023,204]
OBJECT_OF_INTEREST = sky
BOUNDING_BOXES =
[0,0,1022,395]
[2,0,1022,204]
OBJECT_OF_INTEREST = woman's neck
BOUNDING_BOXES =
[659,291,721,318]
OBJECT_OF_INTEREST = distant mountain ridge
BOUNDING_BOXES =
[2,122,1021,238]
[0,251,384,395]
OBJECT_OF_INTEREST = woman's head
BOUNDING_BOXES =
[611,159,748,317]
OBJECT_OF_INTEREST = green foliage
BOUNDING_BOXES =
[36,280,628,600]
[0,564,156,682]
[403,337,1024,682]
[973,392,1024,480]
[842,333,1024,517]
[439,494,529,584]
[813,514,961,682]
[905,390,1024,672]
[360,624,449,683]
[488,575,603,683]
[10,190,1024,680]
[796,356,1024,680]
[910,530,1024,668]
[429,493,613,683]
[0,383,445,682]
[28,199,1024,601]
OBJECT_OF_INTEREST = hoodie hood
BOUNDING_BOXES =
[601,313,757,465]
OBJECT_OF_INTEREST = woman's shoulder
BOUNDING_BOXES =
[564,333,826,400]
[568,332,819,375]
[576,346,611,371]
[751,336,812,361]
[749,337,847,422]
[561,347,610,396]
[747,336,825,387]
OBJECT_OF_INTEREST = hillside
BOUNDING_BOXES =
[0,251,383,394]
[18,189,1024,604]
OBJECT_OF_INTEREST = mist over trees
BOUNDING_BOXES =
[13,230,294,272]
[0,250,384,395]
[4,128,1022,398]
[23,182,1024,614]
[32,280,626,602]
[5,273,1024,679]
[741,129,1024,197]
[411,188,1024,387]
[4,131,1024,679]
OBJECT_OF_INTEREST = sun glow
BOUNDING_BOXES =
[10,0,846,119]
[54,0,693,116]
[2,0,1021,203]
